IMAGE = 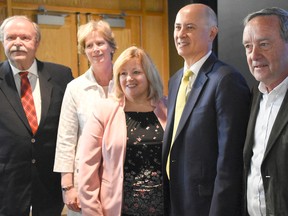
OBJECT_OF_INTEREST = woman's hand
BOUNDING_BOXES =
[63,187,81,212]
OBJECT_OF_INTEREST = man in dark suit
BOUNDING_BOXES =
[162,4,251,216]
[0,16,73,215]
[242,7,288,216]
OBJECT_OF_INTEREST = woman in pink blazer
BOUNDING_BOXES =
[78,46,167,216]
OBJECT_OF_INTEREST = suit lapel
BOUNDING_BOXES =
[243,87,288,163]
[174,71,208,140]
[37,61,53,128]
[243,87,261,166]
[163,70,182,156]
[0,61,31,129]
[173,54,215,142]
[168,71,182,124]
[264,90,288,159]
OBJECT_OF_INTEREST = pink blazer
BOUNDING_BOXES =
[78,97,167,216]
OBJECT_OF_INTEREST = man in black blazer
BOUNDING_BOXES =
[162,4,251,216]
[242,7,288,216]
[0,16,73,215]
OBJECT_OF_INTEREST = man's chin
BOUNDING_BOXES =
[177,50,185,57]
[11,56,27,62]
[9,57,30,69]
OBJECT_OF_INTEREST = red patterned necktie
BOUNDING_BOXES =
[19,72,38,135]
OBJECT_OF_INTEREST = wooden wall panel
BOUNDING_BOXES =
[119,0,141,10]
[76,13,89,76]
[112,16,141,59]
[126,16,142,46]
[36,15,78,78]
[113,29,132,59]
[0,6,6,20]
[0,44,4,61]
[75,0,120,9]
[12,0,142,10]
[145,0,163,12]
[0,6,6,60]
[143,15,168,95]
[0,0,169,92]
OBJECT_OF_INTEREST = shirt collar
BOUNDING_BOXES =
[83,67,114,93]
[183,50,212,76]
[258,76,288,95]
[10,59,38,77]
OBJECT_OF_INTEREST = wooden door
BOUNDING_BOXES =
[36,14,78,78]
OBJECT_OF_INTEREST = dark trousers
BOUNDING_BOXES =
[122,214,163,216]
[31,202,64,216]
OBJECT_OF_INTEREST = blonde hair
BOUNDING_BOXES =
[113,46,163,101]
[77,19,117,55]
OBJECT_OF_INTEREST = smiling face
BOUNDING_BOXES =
[3,18,39,70]
[243,15,288,91]
[84,30,113,65]
[174,4,218,66]
[119,57,149,102]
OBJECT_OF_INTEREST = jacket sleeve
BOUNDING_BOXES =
[78,111,104,216]
[209,70,250,216]
[54,82,79,173]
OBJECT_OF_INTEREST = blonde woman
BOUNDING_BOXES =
[78,46,167,216]
[53,20,117,216]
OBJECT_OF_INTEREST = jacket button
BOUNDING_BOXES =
[31,138,36,143]
[31,159,36,164]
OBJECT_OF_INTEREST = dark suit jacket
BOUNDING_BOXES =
[243,86,288,216]
[0,60,73,215]
[162,53,251,216]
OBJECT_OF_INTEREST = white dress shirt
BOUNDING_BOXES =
[53,67,113,188]
[247,77,288,216]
